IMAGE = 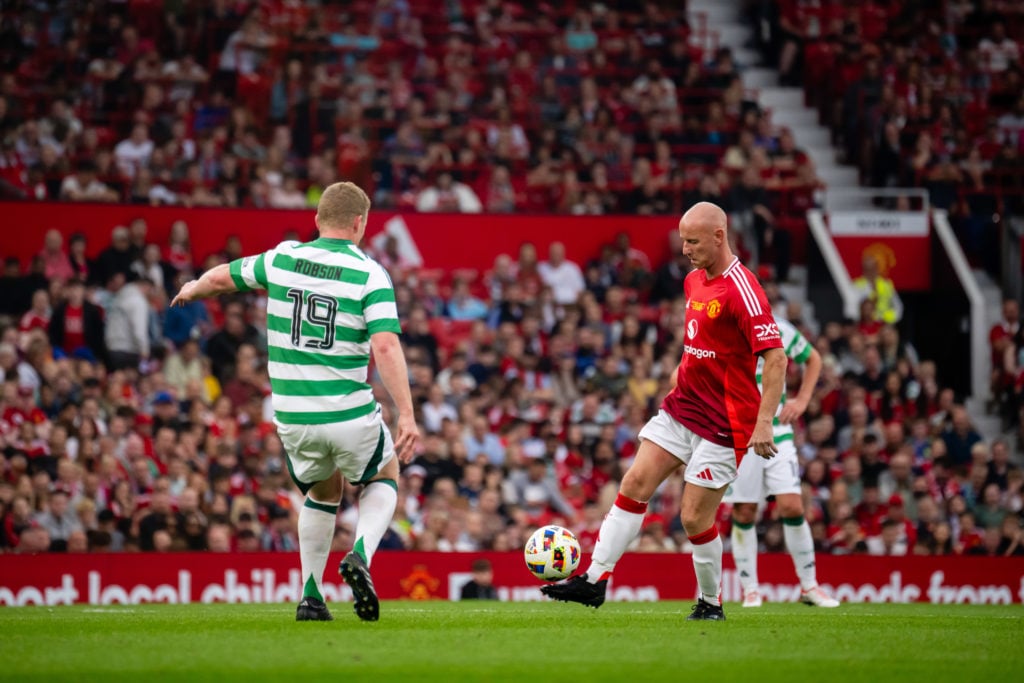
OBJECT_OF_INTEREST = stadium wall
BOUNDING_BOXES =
[0,201,676,272]
[2,553,1022,606]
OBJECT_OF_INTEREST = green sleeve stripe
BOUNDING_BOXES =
[254,253,268,288]
[267,314,369,343]
[784,334,802,355]
[228,259,252,292]
[270,377,371,396]
[268,346,370,369]
[363,288,396,308]
[792,346,812,365]
[274,400,377,425]
[774,432,795,444]
[367,319,402,335]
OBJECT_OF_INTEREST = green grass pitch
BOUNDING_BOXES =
[2,601,1021,683]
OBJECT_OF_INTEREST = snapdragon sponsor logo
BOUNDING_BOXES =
[684,345,717,360]
[0,570,352,607]
[721,570,1023,605]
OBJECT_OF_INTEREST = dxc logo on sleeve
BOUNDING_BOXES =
[754,322,780,341]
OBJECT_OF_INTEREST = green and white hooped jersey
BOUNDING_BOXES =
[755,316,812,443]
[229,238,400,426]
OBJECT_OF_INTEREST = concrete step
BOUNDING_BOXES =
[772,109,819,129]
[715,24,753,48]
[689,0,742,23]
[756,87,806,111]
[742,67,778,89]
[792,126,831,147]
[733,47,763,68]
[817,166,861,187]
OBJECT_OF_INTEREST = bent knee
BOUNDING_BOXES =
[777,502,805,520]
[731,503,757,525]
[619,468,658,502]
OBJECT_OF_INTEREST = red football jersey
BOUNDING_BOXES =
[662,257,783,449]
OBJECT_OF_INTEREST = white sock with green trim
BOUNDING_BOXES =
[731,519,759,594]
[353,480,397,567]
[298,496,339,601]
[783,516,819,591]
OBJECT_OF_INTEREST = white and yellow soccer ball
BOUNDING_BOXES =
[524,525,581,582]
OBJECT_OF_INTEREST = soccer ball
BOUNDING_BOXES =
[524,525,581,582]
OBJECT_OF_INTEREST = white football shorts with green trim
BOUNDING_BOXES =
[276,404,395,491]
[723,437,801,503]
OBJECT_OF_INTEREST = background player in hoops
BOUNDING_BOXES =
[542,202,786,620]
[724,315,840,608]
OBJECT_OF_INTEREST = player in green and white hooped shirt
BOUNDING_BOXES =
[171,182,420,622]
[722,315,839,608]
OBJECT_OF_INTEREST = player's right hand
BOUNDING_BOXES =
[394,413,421,464]
[746,421,778,460]
[170,280,199,307]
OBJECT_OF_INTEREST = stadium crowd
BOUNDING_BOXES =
[0,0,816,281]
[755,0,1024,273]
[0,219,1022,560]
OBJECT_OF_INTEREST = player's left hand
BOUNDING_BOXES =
[778,397,808,425]
[747,421,778,460]
[394,413,421,464]
[170,280,199,307]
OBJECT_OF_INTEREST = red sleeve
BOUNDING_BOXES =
[731,268,783,354]
[990,324,1008,345]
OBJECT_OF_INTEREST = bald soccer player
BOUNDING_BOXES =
[541,202,786,620]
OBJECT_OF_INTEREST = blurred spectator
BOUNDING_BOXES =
[59,160,118,202]
[205,301,261,383]
[38,229,74,282]
[851,253,903,325]
[48,278,107,363]
[446,280,489,321]
[163,338,203,396]
[416,172,483,213]
[18,289,51,338]
[459,558,499,600]
[33,489,82,550]
[978,21,1020,73]
[505,456,576,525]
[93,226,135,285]
[464,415,506,466]
[942,406,984,467]
[538,242,585,306]
[113,124,154,180]
[103,273,152,371]
[867,519,909,556]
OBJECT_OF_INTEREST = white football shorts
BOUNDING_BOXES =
[638,410,739,489]
[723,436,801,503]
[276,404,395,492]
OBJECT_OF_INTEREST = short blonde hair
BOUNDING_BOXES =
[316,181,371,230]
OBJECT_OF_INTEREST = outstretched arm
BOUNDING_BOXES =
[170,264,238,306]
